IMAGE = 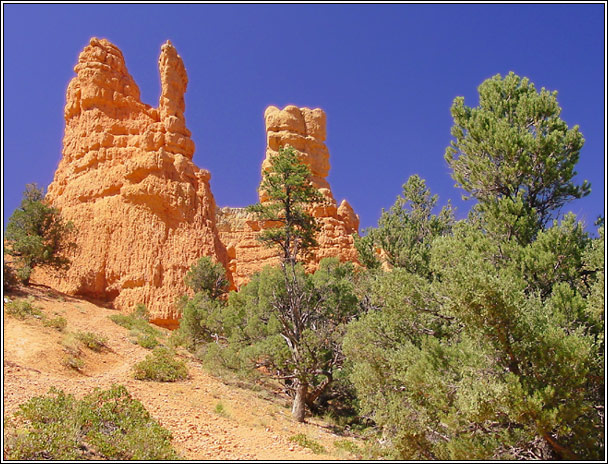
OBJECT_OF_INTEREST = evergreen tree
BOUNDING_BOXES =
[247,145,328,422]
[5,184,76,284]
[445,72,590,243]
[355,175,454,276]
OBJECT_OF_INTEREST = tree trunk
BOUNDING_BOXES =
[292,381,308,422]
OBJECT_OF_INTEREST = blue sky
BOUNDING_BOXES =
[3,4,605,233]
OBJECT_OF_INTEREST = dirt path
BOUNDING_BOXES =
[3,285,360,460]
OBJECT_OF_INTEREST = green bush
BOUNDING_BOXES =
[184,256,229,298]
[4,183,76,285]
[75,331,108,352]
[4,298,42,319]
[333,439,362,456]
[167,328,187,348]
[109,308,162,339]
[289,434,326,454]
[43,316,67,331]
[3,385,179,460]
[133,347,188,382]
[136,333,159,350]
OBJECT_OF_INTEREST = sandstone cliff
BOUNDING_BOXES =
[218,105,360,288]
[37,38,228,327]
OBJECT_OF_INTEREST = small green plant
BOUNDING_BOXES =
[62,355,84,372]
[61,333,82,356]
[43,316,67,331]
[133,347,188,382]
[3,385,180,460]
[289,434,327,454]
[167,328,187,348]
[132,303,150,321]
[333,439,362,456]
[75,331,108,352]
[136,333,159,350]
[4,298,42,319]
[214,401,229,417]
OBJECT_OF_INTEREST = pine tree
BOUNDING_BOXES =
[247,146,327,422]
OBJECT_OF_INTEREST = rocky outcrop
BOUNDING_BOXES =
[218,105,359,287]
[37,39,360,322]
[37,38,228,326]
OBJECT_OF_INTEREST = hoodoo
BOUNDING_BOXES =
[38,38,359,324]
[217,105,359,288]
[38,38,228,327]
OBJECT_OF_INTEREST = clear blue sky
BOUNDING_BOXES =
[3,4,605,233]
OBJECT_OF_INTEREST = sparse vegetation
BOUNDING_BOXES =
[61,355,84,372]
[333,439,362,456]
[3,385,180,460]
[75,331,108,352]
[109,304,164,348]
[214,401,229,417]
[133,347,188,382]
[43,315,67,331]
[136,333,159,349]
[289,433,326,454]
[4,297,42,319]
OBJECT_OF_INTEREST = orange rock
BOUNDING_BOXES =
[36,38,229,325]
[218,105,360,287]
[36,39,360,323]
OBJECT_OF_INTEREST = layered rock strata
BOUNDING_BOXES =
[37,38,228,326]
[218,105,360,288]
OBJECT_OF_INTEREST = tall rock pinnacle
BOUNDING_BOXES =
[39,38,228,327]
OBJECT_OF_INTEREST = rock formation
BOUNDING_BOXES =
[37,39,360,324]
[37,38,228,327]
[218,105,359,288]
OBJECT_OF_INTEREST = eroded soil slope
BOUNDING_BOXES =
[3,284,361,460]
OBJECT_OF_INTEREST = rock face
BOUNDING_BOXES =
[38,39,360,324]
[218,105,359,288]
[38,38,228,326]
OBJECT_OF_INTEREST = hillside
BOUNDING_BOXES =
[3,283,363,460]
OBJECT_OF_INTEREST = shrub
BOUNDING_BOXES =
[3,261,18,291]
[184,256,229,298]
[43,316,67,331]
[4,183,76,285]
[133,347,188,382]
[62,355,84,372]
[75,331,108,352]
[109,310,161,339]
[4,298,42,319]
[167,328,187,348]
[3,385,180,460]
[289,434,326,454]
[136,333,159,350]
[333,439,362,456]
[133,303,150,321]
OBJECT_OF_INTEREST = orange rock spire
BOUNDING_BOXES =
[39,38,228,326]
[38,39,360,325]
[218,105,360,288]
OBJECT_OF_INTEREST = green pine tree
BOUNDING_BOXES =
[5,184,76,284]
